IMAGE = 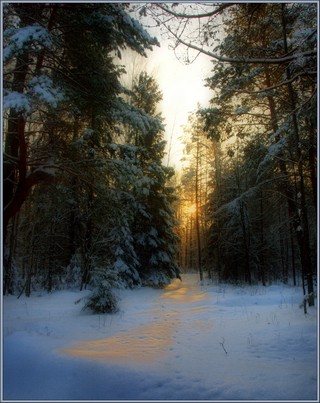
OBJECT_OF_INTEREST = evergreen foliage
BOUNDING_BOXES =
[3,2,317,314]
[179,3,316,306]
[3,3,180,311]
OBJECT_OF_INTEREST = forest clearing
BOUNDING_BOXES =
[3,273,317,400]
[2,2,318,401]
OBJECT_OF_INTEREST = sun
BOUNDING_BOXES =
[185,204,196,215]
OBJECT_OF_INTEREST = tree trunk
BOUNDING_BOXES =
[264,65,305,290]
[3,4,58,247]
[239,200,251,285]
[3,214,19,295]
[281,4,314,306]
[3,48,29,245]
[195,138,203,281]
[259,192,266,286]
[306,116,317,210]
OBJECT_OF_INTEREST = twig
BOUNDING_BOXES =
[219,337,228,355]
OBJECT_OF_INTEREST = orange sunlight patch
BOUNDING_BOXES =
[61,316,179,364]
[161,280,208,303]
[61,277,207,364]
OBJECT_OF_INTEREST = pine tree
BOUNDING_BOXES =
[179,112,214,279]
[3,3,162,301]
[129,72,181,287]
[197,3,317,294]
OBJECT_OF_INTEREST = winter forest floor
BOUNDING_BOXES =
[2,273,318,401]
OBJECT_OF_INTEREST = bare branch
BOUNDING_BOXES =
[234,71,317,95]
[156,3,235,19]
[166,25,317,65]
[219,337,228,355]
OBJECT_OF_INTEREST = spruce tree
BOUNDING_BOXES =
[3,3,162,302]
[197,3,316,294]
[129,72,181,287]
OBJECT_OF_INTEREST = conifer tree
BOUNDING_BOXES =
[196,3,317,297]
[129,72,181,287]
[3,3,162,301]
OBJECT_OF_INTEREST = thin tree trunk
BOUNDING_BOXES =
[264,66,301,288]
[239,200,251,284]
[282,4,314,306]
[3,47,29,246]
[3,5,58,246]
[306,117,317,210]
[259,192,266,286]
[195,139,203,281]
[3,214,19,295]
[212,140,222,281]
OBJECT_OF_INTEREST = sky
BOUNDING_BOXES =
[120,39,213,170]
[146,42,213,169]
[122,6,215,170]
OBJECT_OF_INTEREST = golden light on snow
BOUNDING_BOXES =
[61,318,177,364]
[160,280,207,303]
[61,279,208,364]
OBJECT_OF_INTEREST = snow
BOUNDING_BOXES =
[28,75,65,107]
[3,90,31,114]
[2,273,318,401]
[4,76,64,115]
[3,24,52,62]
[111,99,164,134]
[234,106,249,115]
[257,132,288,181]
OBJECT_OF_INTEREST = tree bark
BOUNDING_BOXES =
[281,4,314,306]
[3,5,59,246]
[195,138,203,281]
[3,49,29,245]
[306,116,317,210]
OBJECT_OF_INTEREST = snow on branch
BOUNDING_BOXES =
[30,160,59,177]
[166,24,317,65]
[257,137,287,179]
[4,76,65,114]
[3,91,31,114]
[28,75,65,107]
[3,24,52,62]
[111,98,164,134]
[256,125,289,182]
[215,186,258,217]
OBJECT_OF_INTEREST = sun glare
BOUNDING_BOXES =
[185,204,196,215]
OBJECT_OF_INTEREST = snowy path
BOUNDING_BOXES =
[62,277,209,365]
[3,274,318,400]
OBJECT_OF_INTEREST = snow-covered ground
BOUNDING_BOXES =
[2,273,318,401]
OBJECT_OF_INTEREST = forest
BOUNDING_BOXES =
[2,2,318,314]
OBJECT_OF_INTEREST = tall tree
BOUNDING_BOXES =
[180,112,214,279]
[164,3,318,300]
[3,2,160,244]
[129,72,181,287]
[3,3,162,298]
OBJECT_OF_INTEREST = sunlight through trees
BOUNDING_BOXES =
[2,2,317,313]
